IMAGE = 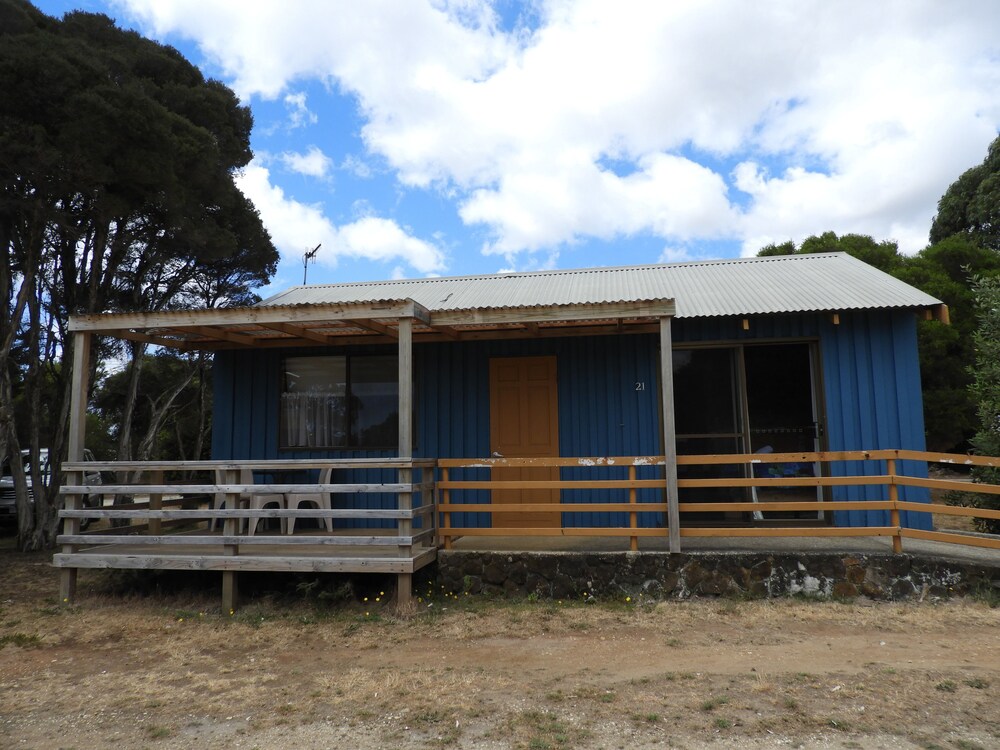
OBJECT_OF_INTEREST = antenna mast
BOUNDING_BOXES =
[302,243,321,284]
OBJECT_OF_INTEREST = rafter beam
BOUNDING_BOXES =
[116,330,195,351]
[174,325,259,347]
[353,318,397,337]
[421,321,460,339]
[257,321,334,345]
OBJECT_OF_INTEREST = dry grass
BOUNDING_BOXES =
[1,543,999,749]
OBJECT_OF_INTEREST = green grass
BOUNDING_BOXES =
[0,632,42,649]
[700,696,729,711]
[146,725,171,739]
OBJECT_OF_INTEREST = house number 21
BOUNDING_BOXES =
[634,382,646,391]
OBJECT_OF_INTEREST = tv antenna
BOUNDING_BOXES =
[302,243,321,284]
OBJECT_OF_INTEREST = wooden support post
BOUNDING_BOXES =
[148,469,163,536]
[887,457,903,553]
[659,317,681,553]
[221,468,240,612]
[398,317,413,459]
[441,466,452,550]
[61,332,91,605]
[222,572,239,615]
[396,317,414,607]
[629,465,638,552]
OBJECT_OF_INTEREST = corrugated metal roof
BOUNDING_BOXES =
[259,253,941,319]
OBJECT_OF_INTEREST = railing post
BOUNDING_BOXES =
[148,469,163,537]
[425,464,438,550]
[887,457,903,553]
[629,465,638,552]
[221,467,240,612]
[59,469,82,604]
[441,466,452,550]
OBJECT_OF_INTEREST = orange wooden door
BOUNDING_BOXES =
[489,356,560,528]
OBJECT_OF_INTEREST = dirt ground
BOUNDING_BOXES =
[1,544,999,750]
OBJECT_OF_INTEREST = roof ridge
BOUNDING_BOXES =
[274,252,849,293]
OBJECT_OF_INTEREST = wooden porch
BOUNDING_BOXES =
[55,449,1000,610]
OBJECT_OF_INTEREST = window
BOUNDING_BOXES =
[280,355,398,448]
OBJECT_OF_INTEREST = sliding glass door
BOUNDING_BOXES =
[672,341,824,523]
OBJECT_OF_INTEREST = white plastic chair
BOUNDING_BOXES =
[242,469,288,536]
[285,466,333,534]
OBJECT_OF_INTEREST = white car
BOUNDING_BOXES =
[0,449,103,529]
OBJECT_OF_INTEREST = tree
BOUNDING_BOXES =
[945,275,1000,533]
[930,134,1000,253]
[757,231,903,273]
[92,352,212,463]
[0,0,278,549]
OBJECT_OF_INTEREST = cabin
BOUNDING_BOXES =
[57,252,949,608]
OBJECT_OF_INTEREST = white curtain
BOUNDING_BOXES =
[281,392,347,447]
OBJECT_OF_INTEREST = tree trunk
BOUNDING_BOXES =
[135,364,198,461]
[117,341,147,463]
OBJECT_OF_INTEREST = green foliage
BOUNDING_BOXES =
[930,134,1000,252]
[949,275,1000,533]
[0,0,277,549]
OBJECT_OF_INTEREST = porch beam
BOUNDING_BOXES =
[68,299,432,332]
[429,299,675,327]
[659,316,681,553]
[203,322,660,350]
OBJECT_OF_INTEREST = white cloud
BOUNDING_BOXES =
[235,162,445,274]
[280,146,333,179]
[120,0,1000,260]
[341,154,373,179]
[283,92,317,128]
[658,247,694,264]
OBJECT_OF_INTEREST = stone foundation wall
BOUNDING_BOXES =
[435,550,1000,601]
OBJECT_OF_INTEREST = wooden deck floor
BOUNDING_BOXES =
[53,529,437,574]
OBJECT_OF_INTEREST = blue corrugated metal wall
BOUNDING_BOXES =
[212,310,931,530]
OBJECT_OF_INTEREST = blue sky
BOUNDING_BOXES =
[32,1,1000,298]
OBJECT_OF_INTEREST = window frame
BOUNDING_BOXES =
[278,353,400,450]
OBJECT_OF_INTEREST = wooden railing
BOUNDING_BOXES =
[438,451,1000,553]
[438,456,668,551]
[56,451,1000,565]
[55,459,437,582]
